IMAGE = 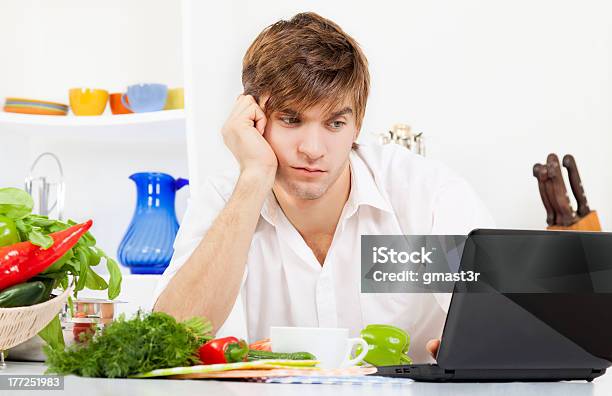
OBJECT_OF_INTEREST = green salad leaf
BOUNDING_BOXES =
[28,228,54,249]
[105,255,122,300]
[0,188,34,219]
[38,316,65,350]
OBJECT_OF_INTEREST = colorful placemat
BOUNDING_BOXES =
[171,365,376,380]
[131,359,319,378]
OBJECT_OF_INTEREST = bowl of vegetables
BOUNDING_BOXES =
[0,187,122,367]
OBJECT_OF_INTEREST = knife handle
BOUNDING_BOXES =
[544,176,562,225]
[562,154,590,217]
[546,153,575,226]
[532,164,555,226]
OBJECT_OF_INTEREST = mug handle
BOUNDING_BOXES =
[340,337,369,368]
[121,93,133,111]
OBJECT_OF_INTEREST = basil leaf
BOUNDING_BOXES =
[14,219,30,241]
[81,231,97,247]
[88,247,102,266]
[0,188,34,219]
[105,257,122,300]
[85,267,108,290]
[75,246,89,268]
[38,315,65,350]
[47,224,67,233]
[26,215,57,227]
[28,228,54,249]
[75,262,88,292]
[43,250,74,274]
[59,277,68,290]
[65,260,79,273]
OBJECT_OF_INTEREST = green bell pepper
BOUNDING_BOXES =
[358,324,412,366]
[0,215,20,247]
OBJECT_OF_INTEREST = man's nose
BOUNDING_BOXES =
[297,128,325,160]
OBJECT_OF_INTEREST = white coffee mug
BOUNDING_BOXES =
[270,326,368,369]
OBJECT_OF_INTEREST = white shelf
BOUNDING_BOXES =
[0,109,186,143]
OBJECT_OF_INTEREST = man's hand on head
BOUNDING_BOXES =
[222,94,278,185]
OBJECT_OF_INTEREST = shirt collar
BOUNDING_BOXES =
[261,189,280,226]
[344,149,394,218]
[260,150,394,226]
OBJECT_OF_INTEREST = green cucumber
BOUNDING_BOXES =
[247,350,316,361]
[29,277,56,304]
[0,281,46,308]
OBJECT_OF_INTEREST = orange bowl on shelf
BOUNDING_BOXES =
[69,88,109,116]
[109,93,133,115]
[3,97,68,116]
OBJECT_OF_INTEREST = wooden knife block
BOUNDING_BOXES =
[547,211,602,232]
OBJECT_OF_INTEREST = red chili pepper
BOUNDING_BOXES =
[198,336,249,365]
[0,220,93,290]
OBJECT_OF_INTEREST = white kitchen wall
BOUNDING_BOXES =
[0,0,184,102]
[184,0,612,230]
[0,0,188,272]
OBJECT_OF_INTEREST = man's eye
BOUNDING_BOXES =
[329,120,346,129]
[280,116,300,125]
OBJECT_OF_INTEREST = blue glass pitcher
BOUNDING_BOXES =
[118,172,189,274]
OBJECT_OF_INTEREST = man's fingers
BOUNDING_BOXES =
[251,104,267,135]
[230,95,251,116]
[426,339,441,359]
[255,113,267,135]
[236,102,266,134]
[230,94,257,118]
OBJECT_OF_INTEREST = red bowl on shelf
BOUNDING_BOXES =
[109,93,133,115]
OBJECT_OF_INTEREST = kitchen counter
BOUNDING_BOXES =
[2,362,612,396]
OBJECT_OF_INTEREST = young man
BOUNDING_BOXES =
[153,12,493,363]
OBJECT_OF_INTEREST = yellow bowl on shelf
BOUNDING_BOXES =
[164,87,184,110]
[69,88,109,116]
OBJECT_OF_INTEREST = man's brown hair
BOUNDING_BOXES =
[242,12,370,129]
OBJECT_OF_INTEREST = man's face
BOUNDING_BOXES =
[264,100,358,201]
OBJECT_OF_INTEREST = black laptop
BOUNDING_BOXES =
[375,229,612,382]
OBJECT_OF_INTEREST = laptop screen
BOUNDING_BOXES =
[437,229,612,369]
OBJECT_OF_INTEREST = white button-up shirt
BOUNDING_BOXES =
[153,143,495,363]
